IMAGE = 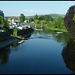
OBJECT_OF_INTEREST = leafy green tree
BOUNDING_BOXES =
[39,15,44,20]
[20,13,25,23]
[44,15,53,21]
[29,18,34,22]
[55,17,64,29]
[34,14,38,20]
[3,19,9,31]
[73,14,75,21]
[47,21,55,28]
[0,16,4,27]
[40,20,46,25]
[34,19,40,24]
[0,16,9,31]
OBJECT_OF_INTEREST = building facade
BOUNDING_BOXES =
[8,17,20,25]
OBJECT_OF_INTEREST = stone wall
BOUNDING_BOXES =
[0,32,10,41]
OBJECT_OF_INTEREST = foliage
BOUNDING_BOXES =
[13,29,18,36]
[38,15,53,21]
[34,19,40,24]
[40,20,46,25]
[39,15,45,20]
[29,18,34,22]
[73,14,75,21]
[44,15,53,21]
[22,14,67,32]
[3,19,9,31]
[0,16,4,27]
[20,13,25,23]
[0,16,9,31]
[54,17,65,29]
[34,14,38,20]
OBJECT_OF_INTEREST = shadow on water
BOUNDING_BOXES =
[0,46,10,65]
[0,30,33,65]
[32,30,71,46]
[62,39,75,74]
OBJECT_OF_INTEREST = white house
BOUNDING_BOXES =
[24,20,29,23]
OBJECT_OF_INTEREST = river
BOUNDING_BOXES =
[0,29,75,74]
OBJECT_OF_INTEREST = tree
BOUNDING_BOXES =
[29,18,34,22]
[40,20,46,25]
[73,14,75,21]
[0,16,4,27]
[20,13,25,23]
[0,16,9,31]
[39,15,44,20]
[34,19,39,24]
[55,17,64,29]
[44,15,53,21]
[34,14,38,20]
[3,19,9,31]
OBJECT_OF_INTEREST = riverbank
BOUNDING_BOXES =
[44,27,68,32]
[23,23,68,33]
[0,28,34,49]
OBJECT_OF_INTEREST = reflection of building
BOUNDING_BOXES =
[62,39,75,74]
[0,10,4,18]
[8,18,20,25]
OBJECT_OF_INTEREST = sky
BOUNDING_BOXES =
[0,1,75,17]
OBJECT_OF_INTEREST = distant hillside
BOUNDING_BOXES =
[5,13,65,19]
[25,13,65,19]
[48,14,65,18]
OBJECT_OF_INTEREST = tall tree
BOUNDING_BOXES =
[0,16,9,31]
[55,17,64,29]
[20,13,25,23]
[0,16,4,27]
[44,15,53,21]
[34,19,39,24]
[29,18,34,22]
[3,19,9,31]
[40,20,46,25]
[39,15,44,20]
[34,14,38,20]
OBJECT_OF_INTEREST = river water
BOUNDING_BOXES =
[0,29,75,74]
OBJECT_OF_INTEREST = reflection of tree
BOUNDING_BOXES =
[34,30,38,34]
[0,46,10,65]
[12,43,18,48]
[62,39,75,74]
[54,32,70,46]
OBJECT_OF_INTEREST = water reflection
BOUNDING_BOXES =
[0,46,10,65]
[53,32,71,46]
[33,30,71,46]
[0,31,33,65]
[62,39,75,74]
[0,29,72,74]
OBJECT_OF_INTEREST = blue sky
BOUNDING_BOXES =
[0,1,75,16]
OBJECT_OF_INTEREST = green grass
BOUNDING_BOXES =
[11,34,22,38]
[46,27,68,32]
[21,23,68,32]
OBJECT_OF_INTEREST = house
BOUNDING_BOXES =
[8,17,20,25]
[24,20,29,23]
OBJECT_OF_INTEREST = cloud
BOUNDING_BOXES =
[22,9,40,13]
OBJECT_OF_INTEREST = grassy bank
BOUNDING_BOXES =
[44,26,68,32]
[23,23,68,33]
